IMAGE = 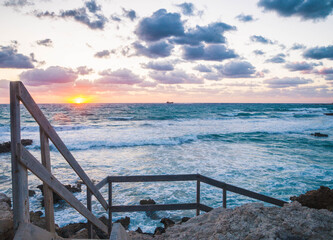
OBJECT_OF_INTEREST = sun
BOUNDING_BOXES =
[67,95,91,104]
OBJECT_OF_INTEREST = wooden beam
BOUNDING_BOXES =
[10,81,29,230]
[40,128,55,233]
[16,82,108,211]
[107,174,198,182]
[198,204,213,212]
[19,145,108,234]
[196,180,200,216]
[110,203,197,212]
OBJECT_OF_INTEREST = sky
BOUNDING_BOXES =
[0,0,333,103]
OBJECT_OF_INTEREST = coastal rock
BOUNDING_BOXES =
[56,222,86,238]
[115,216,130,230]
[29,190,36,197]
[160,218,175,229]
[324,113,333,116]
[0,193,13,240]
[139,199,156,205]
[0,139,33,153]
[29,211,45,229]
[139,199,159,219]
[290,186,333,211]
[311,132,328,137]
[180,217,190,223]
[37,183,82,205]
[93,216,109,239]
[154,202,333,240]
[154,226,165,235]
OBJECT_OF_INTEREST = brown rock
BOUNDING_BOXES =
[139,199,156,205]
[160,218,175,229]
[56,222,86,238]
[153,227,165,235]
[180,217,190,224]
[311,132,328,137]
[0,139,33,153]
[29,190,36,197]
[37,184,82,205]
[0,194,13,240]
[115,216,130,230]
[290,186,333,211]
[0,193,11,208]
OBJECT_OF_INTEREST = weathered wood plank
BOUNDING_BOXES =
[19,145,108,234]
[87,189,93,239]
[107,174,198,182]
[223,188,227,208]
[108,182,112,235]
[196,180,200,216]
[10,81,29,230]
[110,203,197,212]
[96,177,108,190]
[198,204,213,212]
[17,82,108,211]
[40,128,55,233]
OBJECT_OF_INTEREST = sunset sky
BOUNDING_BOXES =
[0,0,333,103]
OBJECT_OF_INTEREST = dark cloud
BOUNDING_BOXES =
[290,43,306,50]
[110,15,121,22]
[172,22,236,46]
[85,0,101,13]
[135,9,184,42]
[315,67,333,80]
[258,0,333,20]
[264,77,313,88]
[3,0,32,7]
[76,66,94,75]
[177,2,195,16]
[123,8,137,21]
[133,41,174,58]
[182,44,238,61]
[303,45,333,60]
[149,70,203,84]
[194,64,212,72]
[219,61,256,78]
[250,35,274,44]
[34,10,56,18]
[36,39,53,47]
[97,69,142,85]
[236,13,255,22]
[284,61,319,71]
[94,50,112,58]
[20,66,77,86]
[143,61,174,71]
[265,53,286,63]
[0,45,34,69]
[253,50,265,55]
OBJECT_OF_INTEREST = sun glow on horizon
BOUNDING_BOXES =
[67,96,92,104]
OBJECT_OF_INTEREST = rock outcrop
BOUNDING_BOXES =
[37,183,82,205]
[0,139,33,153]
[311,132,328,137]
[0,193,13,240]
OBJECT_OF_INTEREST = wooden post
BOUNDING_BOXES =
[40,128,55,233]
[108,181,112,235]
[223,188,227,208]
[87,189,93,239]
[10,81,29,230]
[196,180,200,216]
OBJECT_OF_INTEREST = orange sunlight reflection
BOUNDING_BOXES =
[67,96,92,104]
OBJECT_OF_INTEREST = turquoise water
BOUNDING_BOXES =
[0,103,333,232]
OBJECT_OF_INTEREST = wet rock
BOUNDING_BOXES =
[115,216,130,230]
[70,228,90,239]
[153,227,165,236]
[139,199,159,219]
[290,186,333,211]
[0,139,33,153]
[180,217,190,223]
[29,211,45,228]
[311,132,328,137]
[0,193,13,240]
[135,227,143,233]
[37,183,82,205]
[139,199,156,205]
[160,218,175,229]
[29,190,36,197]
[92,216,109,239]
[56,222,86,238]
[324,113,333,116]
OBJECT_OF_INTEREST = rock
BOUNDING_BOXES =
[311,132,328,137]
[92,216,109,239]
[37,183,82,205]
[160,218,175,229]
[135,227,143,233]
[0,139,33,153]
[70,228,91,239]
[324,113,333,116]
[290,186,333,211]
[153,227,165,236]
[128,231,154,240]
[115,216,130,230]
[29,190,36,197]
[180,217,190,223]
[139,199,156,205]
[56,222,86,238]
[139,199,159,219]
[0,193,13,240]
[29,211,45,229]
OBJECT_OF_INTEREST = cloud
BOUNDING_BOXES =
[97,68,142,85]
[182,44,238,61]
[142,61,174,71]
[194,64,212,72]
[0,45,34,69]
[236,13,255,22]
[133,41,174,58]
[250,35,274,44]
[218,61,256,78]
[122,8,137,21]
[3,0,32,7]
[20,66,78,86]
[264,77,313,88]
[290,43,306,50]
[149,70,203,84]
[253,50,265,55]
[314,67,333,80]
[94,50,113,58]
[110,14,121,22]
[303,45,333,60]
[258,0,333,20]
[176,2,195,16]
[36,39,53,47]
[135,9,184,42]
[85,0,101,13]
[284,61,319,72]
[265,53,286,63]
[76,66,94,75]
[172,22,236,46]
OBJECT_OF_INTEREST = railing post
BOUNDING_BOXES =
[108,181,112,235]
[196,179,200,216]
[40,128,55,233]
[87,189,93,239]
[10,81,29,230]
[223,188,227,208]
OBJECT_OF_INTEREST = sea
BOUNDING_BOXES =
[0,103,333,232]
